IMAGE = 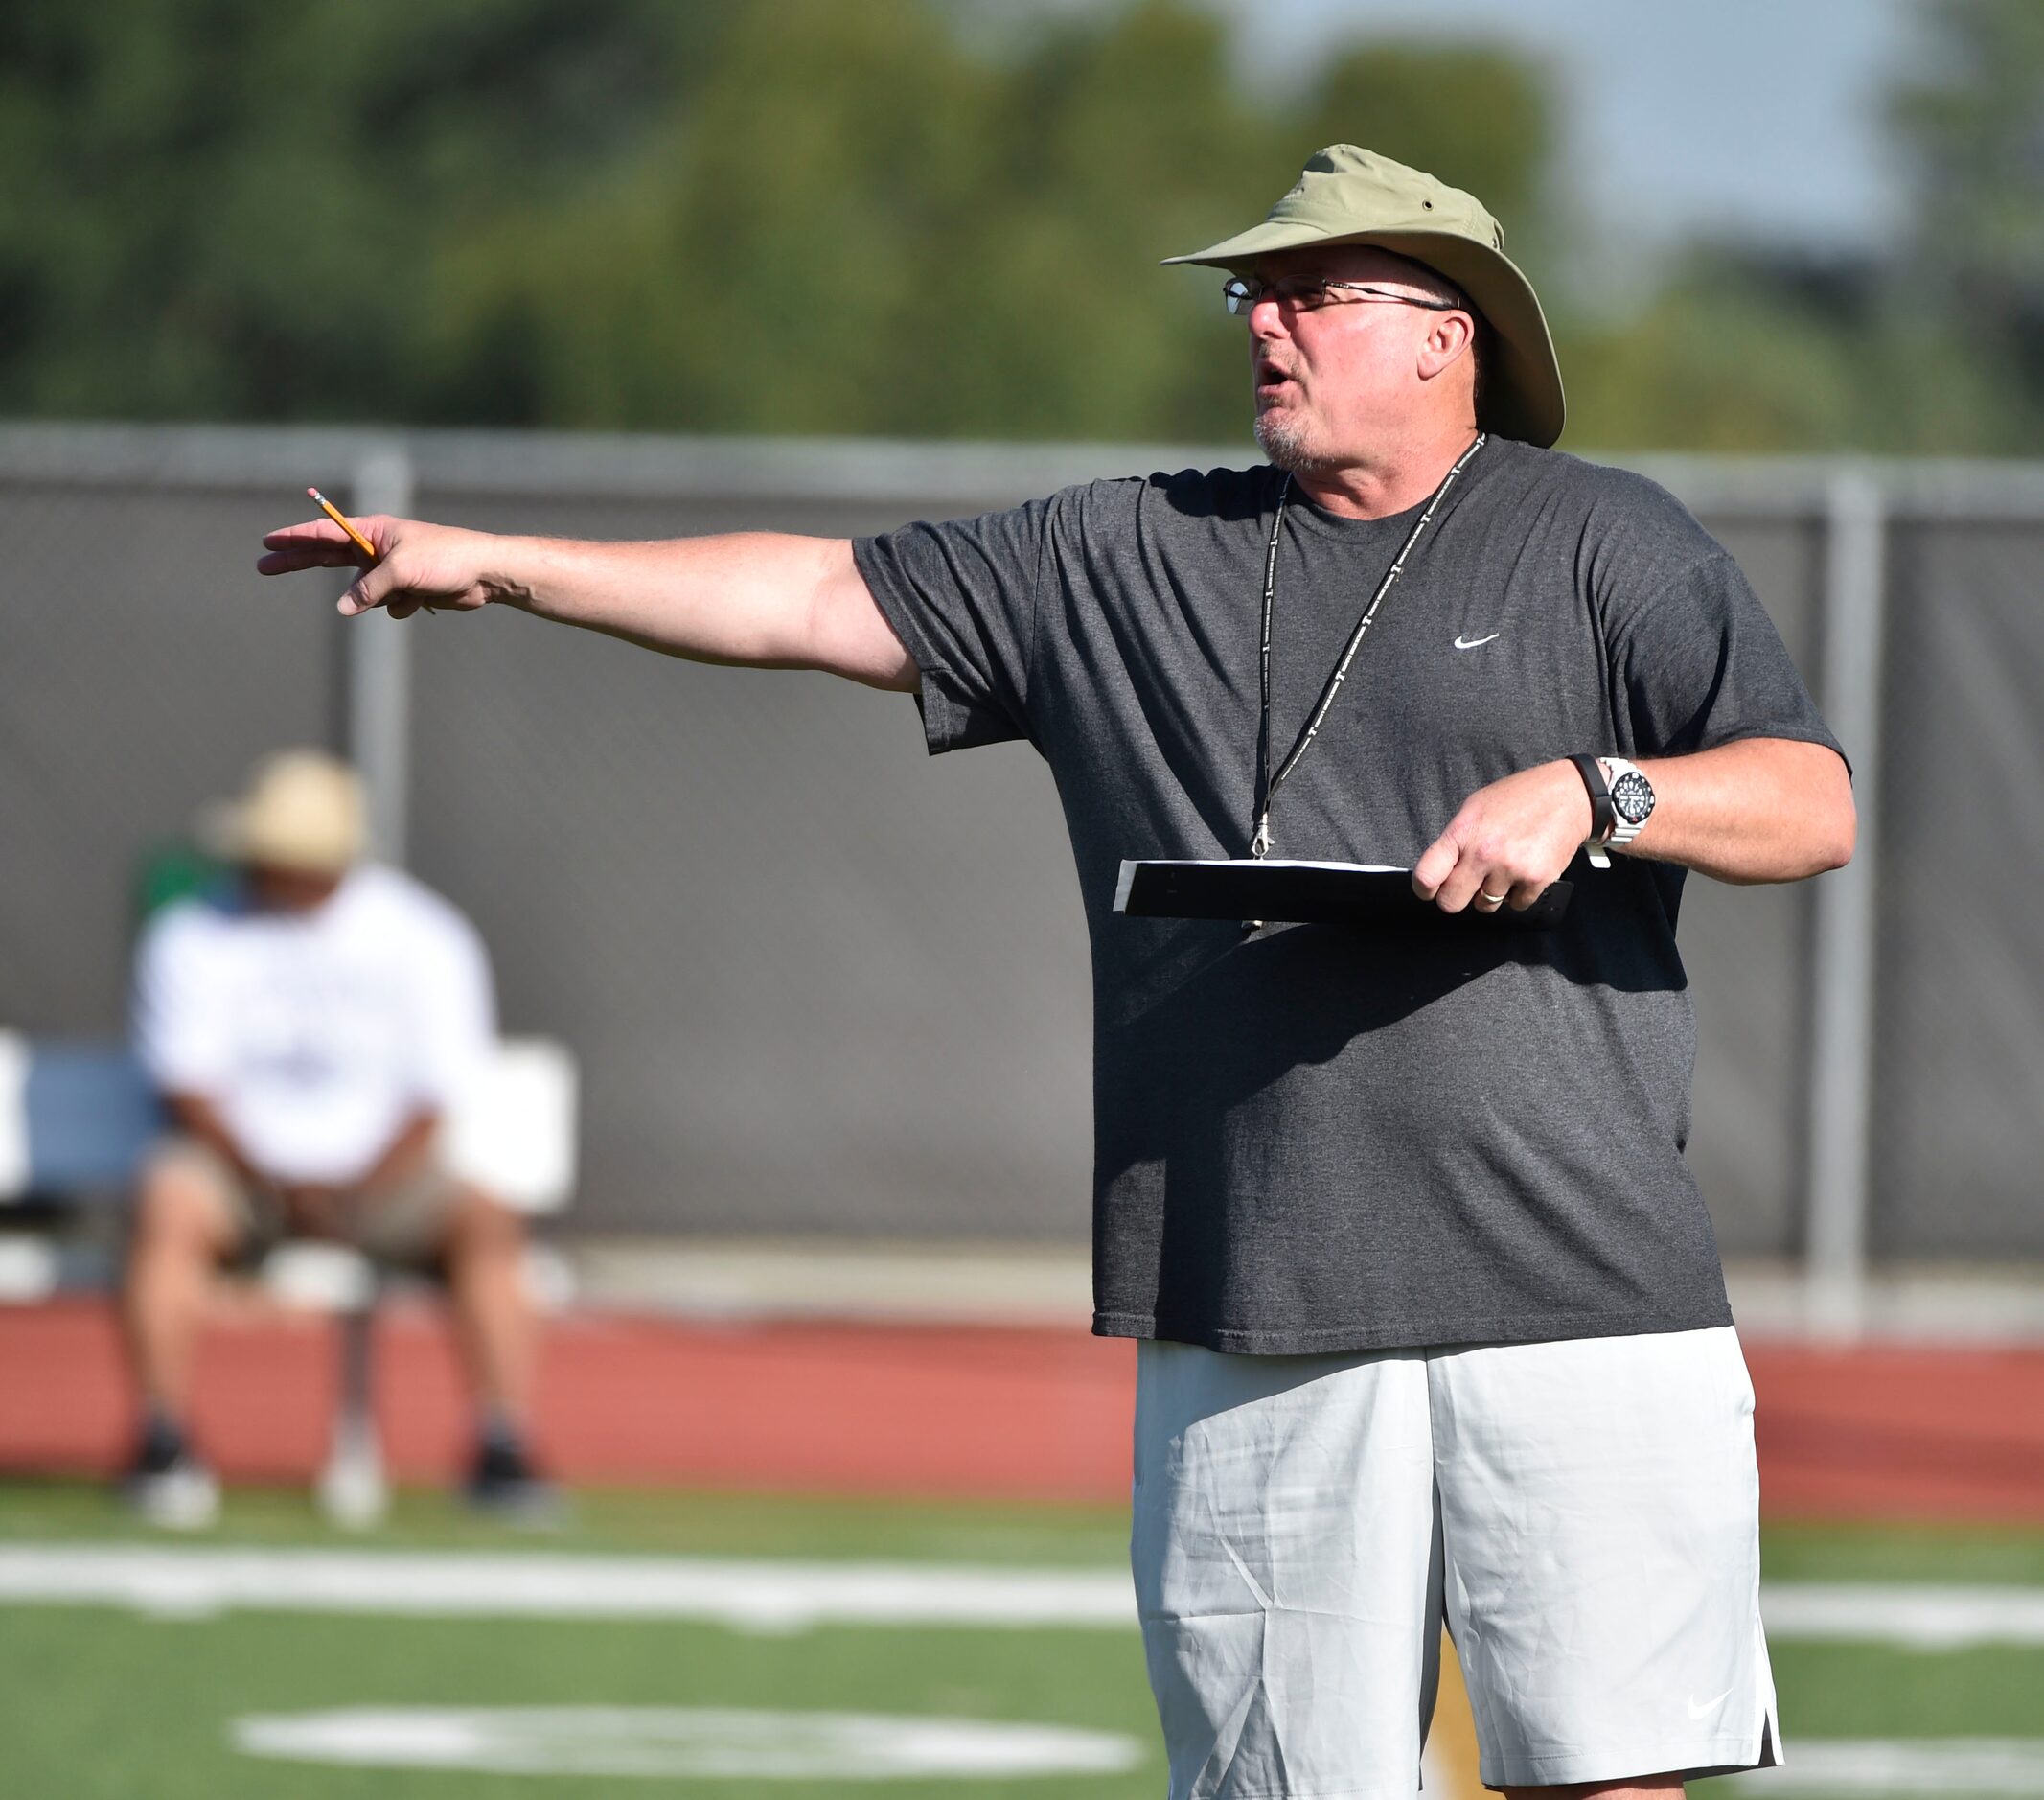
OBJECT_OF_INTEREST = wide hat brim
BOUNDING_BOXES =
[196,751,366,874]
[1163,221,1565,450]
[197,798,361,873]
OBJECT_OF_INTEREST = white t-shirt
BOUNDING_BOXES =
[132,865,495,1185]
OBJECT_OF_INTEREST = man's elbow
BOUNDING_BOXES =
[1808,758,1857,875]
[1816,801,1856,874]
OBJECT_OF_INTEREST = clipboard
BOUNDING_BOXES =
[1113,859,1573,931]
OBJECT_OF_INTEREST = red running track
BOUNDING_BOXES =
[3,1299,2042,1519]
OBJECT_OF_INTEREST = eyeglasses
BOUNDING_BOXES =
[1221,275,1463,317]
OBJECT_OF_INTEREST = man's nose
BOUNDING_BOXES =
[1247,295,1291,339]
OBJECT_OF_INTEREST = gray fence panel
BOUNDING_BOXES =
[1671,514,1827,1258]
[403,486,1091,1239]
[1872,519,2044,1256]
[6,426,2035,1270]
[0,482,340,1032]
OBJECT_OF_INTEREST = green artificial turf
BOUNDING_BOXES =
[1761,1516,2044,1587]
[5,1480,2044,1797]
[0,1480,1152,1797]
[0,1476,1133,1563]
[0,1607,1162,1798]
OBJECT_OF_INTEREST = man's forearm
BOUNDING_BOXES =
[1414,736,1853,912]
[1624,738,1854,884]
[480,534,901,681]
[258,517,919,691]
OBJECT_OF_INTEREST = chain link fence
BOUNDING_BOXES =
[3,425,2035,1291]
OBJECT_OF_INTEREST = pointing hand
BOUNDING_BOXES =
[257,516,508,620]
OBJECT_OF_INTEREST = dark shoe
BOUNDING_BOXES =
[464,1432,560,1524]
[122,1420,219,1530]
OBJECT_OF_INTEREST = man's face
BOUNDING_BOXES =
[1244,246,1463,472]
[244,862,345,913]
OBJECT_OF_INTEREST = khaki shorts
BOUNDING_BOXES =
[1133,1326,1781,1798]
[143,1136,471,1268]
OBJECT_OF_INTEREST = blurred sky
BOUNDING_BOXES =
[1220,0,1922,256]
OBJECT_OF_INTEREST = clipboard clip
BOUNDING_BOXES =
[1244,817,1272,932]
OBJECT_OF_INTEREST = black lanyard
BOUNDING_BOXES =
[1251,434,1485,858]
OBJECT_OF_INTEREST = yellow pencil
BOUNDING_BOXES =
[307,487,379,562]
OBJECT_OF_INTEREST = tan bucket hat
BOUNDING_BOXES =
[1163,144,1565,447]
[198,750,366,874]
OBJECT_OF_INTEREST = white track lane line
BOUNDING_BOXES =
[2,1546,2043,1647]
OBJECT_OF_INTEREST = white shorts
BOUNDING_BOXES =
[1132,1327,1781,1798]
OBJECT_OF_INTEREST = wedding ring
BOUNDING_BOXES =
[1479,889,1508,906]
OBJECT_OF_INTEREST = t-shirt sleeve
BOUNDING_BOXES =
[130,910,230,1096]
[852,496,1051,753]
[1602,524,1848,769]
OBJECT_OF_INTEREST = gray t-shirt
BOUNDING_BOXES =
[854,438,1845,1353]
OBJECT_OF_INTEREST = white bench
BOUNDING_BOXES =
[0,1031,577,1215]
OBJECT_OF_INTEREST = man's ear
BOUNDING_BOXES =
[1416,312,1476,383]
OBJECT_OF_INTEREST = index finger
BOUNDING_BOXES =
[256,519,371,574]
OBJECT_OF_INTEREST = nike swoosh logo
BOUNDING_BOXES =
[1687,1687,1734,1720]
[1454,632,1501,650]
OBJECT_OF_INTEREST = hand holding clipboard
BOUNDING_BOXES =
[1114,859,1573,931]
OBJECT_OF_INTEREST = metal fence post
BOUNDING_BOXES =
[1804,471,1888,1337]
[346,446,416,868]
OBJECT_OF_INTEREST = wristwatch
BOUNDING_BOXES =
[1569,753,1655,867]
[1598,757,1657,852]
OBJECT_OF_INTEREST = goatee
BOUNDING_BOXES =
[1254,412,1330,473]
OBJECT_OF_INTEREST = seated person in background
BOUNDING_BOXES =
[120,749,549,1524]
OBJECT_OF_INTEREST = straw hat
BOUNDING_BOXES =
[1162,144,1566,448]
[198,750,365,874]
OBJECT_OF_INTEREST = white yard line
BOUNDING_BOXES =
[3,1545,2044,1648]
[1725,1740,2044,1796]
[231,1706,1145,1780]
[1760,1583,2044,1650]
[0,1545,1136,1629]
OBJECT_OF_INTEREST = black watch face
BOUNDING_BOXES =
[1612,769,1655,825]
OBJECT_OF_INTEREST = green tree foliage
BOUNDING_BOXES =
[1561,246,2033,455]
[425,0,1313,439]
[1567,0,2044,455]
[0,0,713,421]
[1,0,2035,452]
[1889,0,2044,405]
[425,1,1242,435]
[0,0,1555,444]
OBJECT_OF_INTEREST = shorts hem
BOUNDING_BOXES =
[1481,1732,1777,1788]
[1170,1783,1417,1799]
[144,1133,466,1267]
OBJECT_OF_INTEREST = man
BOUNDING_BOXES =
[260,147,1851,1796]
[123,750,550,1526]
